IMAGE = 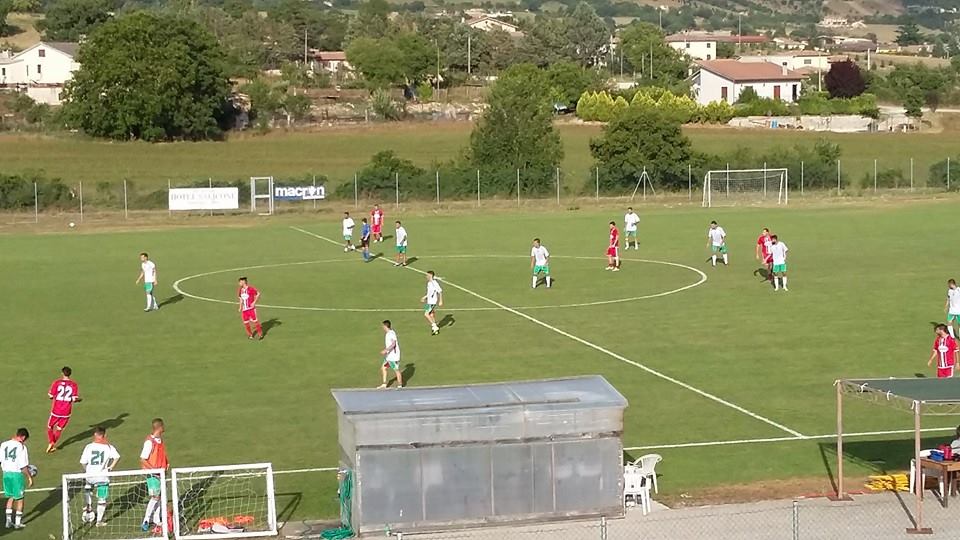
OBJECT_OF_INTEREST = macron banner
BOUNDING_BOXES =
[168,188,239,210]
[274,185,326,201]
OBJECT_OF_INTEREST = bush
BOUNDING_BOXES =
[696,101,735,124]
[929,156,960,189]
[0,172,75,209]
[703,139,843,190]
[370,88,403,120]
[733,97,792,117]
[863,167,908,189]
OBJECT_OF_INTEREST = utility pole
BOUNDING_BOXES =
[303,28,308,65]
[436,41,441,94]
[467,33,472,76]
[738,13,742,52]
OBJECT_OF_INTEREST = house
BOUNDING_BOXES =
[0,41,80,105]
[312,51,351,75]
[464,16,523,36]
[773,37,808,50]
[693,60,804,105]
[666,32,770,61]
[738,51,834,75]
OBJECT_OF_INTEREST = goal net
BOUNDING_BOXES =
[61,468,169,540]
[702,168,789,207]
[171,463,277,540]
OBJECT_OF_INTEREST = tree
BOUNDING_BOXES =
[896,21,924,46]
[345,0,391,42]
[563,2,609,67]
[272,0,347,51]
[590,106,694,190]
[346,33,432,88]
[0,0,11,36]
[904,87,924,120]
[62,12,230,141]
[619,22,689,90]
[544,61,602,107]
[37,0,112,41]
[10,0,39,13]
[824,60,866,98]
[186,7,299,75]
[469,64,563,194]
[736,86,759,103]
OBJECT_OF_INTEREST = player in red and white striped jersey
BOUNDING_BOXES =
[928,324,958,378]
[606,221,620,272]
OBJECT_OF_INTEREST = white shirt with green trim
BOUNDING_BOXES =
[708,227,725,246]
[770,242,788,265]
[531,246,549,266]
[80,442,120,485]
[0,440,28,473]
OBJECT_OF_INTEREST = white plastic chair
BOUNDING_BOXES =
[631,454,662,494]
[623,467,651,515]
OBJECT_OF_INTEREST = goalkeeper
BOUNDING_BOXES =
[78,426,120,526]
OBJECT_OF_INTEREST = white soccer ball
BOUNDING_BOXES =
[82,511,95,523]
[68,222,76,228]
[26,465,37,477]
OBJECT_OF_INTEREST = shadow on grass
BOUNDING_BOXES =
[159,294,184,308]
[400,363,416,386]
[58,413,130,451]
[262,318,282,337]
[438,315,455,328]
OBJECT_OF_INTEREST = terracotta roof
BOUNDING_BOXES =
[667,33,768,44]
[698,60,806,82]
[316,51,347,61]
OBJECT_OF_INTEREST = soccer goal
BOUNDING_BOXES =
[61,468,169,540]
[702,168,789,207]
[171,463,277,540]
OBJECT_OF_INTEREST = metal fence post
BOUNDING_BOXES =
[34,182,38,223]
[874,159,878,193]
[208,177,213,216]
[167,180,172,217]
[354,173,358,209]
[948,157,952,191]
[688,163,692,200]
[556,167,560,206]
[435,170,440,206]
[600,516,607,540]
[476,169,480,207]
[837,159,841,195]
[78,181,84,223]
[123,179,129,219]
[596,167,599,201]
[516,169,520,207]
[792,500,799,540]
[312,175,317,210]
[394,172,399,209]
[910,157,914,191]
[800,161,804,196]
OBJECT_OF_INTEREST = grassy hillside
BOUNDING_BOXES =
[1,13,43,51]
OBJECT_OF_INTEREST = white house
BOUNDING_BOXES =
[464,16,523,36]
[738,51,833,75]
[0,41,80,105]
[693,60,804,105]
[312,51,352,75]
[666,32,770,60]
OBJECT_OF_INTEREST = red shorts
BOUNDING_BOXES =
[48,415,70,431]
[938,367,955,378]
[241,308,258,323]
[372,224,382,234]
[606,247,619,258]
[763,255,773,265]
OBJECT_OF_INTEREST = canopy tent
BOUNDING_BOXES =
[835,378,960,534]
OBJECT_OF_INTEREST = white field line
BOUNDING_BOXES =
[290,226,806,439]
[172,255,706,313]
[24,428,953,495]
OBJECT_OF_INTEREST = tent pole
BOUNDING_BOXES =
[829,381,852,501]
[908,401,932,534]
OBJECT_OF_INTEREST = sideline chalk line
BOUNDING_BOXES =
[172,255,707,313]
[24,426,954,494]
[290,226,806,439]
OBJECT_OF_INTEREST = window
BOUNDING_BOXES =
[706,54,712,60]
[721,86,728,101]
[37,64,42,74]
[707,42,712,48]
[1,68,4,77]
[39,49,45,58]
[685,43,690,48]
[803,59,812,65]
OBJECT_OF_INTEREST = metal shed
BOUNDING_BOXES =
[331,375,628,536]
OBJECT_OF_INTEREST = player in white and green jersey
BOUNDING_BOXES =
[945,279,960,338]
[530,238,552,289]
[706,221,728,267]
[1,428,32,530]
[79,426,120,526]
[769,235,789,291]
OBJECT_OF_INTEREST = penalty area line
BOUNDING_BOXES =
[290,226,806,439]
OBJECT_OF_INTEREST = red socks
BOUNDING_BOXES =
[254,322,263,337]
[243,323,253,337]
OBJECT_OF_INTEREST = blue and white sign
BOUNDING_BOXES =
[274,185,326,201]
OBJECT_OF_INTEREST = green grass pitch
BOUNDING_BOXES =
[3,200,959,536]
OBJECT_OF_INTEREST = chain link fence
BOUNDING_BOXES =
[365,493,957,540]
[0,156,957,226]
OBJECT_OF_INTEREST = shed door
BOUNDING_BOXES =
[773,85,781,100]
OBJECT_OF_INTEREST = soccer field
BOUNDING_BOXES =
[3,200,960,537]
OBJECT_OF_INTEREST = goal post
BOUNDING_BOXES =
[702,168,789,208]
[171,463,277,540]
[61,468,169,540]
